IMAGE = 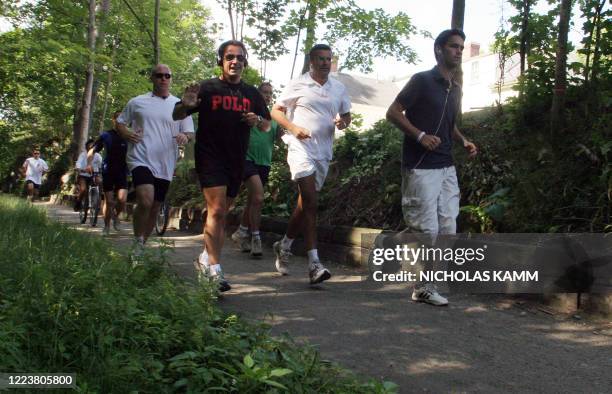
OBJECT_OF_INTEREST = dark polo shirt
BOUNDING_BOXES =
[396,66,461,170]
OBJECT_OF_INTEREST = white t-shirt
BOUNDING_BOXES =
[277,72,351,161]
[117,93,194,181]
[75,151,102,177]
[23,157,49,185]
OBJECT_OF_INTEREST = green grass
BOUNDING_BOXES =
[0,196,397,393]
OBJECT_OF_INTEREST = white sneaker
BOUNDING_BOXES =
[192,250,209,280]
[251,237,262,258]
[130,240,145,265]
[309,261,331,284]
[411,283,448,306]
[102,226,111,236]
[231,229,251,252]
[273,241,291,275]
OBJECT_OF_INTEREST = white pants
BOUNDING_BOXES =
[287,151,329,192]
[401,166,460,235]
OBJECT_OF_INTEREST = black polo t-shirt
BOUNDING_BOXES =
[186,78,270,178]
[396,66,461,170]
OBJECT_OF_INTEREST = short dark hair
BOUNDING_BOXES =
[434,29,466,56]
[217,40,248,65]
[258,82,272,91]
[112,111,121,119]
[308,44,332,60]
[85,138,95,147]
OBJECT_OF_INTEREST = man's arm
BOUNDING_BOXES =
[386,100,440,151]
[271,104,311,140]
[452,125,477,158]
[173,83,201,121]
[335,112,352,130]
[116,122,142,144]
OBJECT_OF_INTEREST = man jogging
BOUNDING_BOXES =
[386,29,477,306]
[117,64,194,256]
[173,40,271,292]
[22,148,48,202]
[271,43,351,284]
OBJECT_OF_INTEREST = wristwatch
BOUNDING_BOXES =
[257,115,263,124]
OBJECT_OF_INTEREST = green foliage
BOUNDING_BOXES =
[0,0,218,191]
[0,195,396,392]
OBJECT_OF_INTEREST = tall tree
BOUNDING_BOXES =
[550,0,572,134]
[451,0,465,30]
[73,0,98,160]
[154,0,161,64]
[516,0,533,75]
[451,0,465,115]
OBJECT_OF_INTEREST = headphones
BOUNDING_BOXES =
[217,41,249,67]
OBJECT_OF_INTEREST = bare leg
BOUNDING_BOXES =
[115,189,128,219]
[103,191,115,228]
[286,174,318,250]
[133,184,155,239]
[244,175,264,232]
[203,186,229,265]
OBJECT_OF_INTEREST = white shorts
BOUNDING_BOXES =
[287,151,329,191]
[401,166,460,234]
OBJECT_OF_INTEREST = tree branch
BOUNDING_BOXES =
[121,0,155,49]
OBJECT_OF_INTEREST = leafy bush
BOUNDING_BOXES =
[0,196,396,393]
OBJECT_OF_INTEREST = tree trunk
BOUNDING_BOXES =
[75,0,97,156]
[519,0,531,75]
[300,0,318,75]
[451,0,465,116]
[589,0,604,85]
[290,4,307,79]
[88,0,111,136]
[98,40,117,133]
[154,0,160,64]
[71,77,83,161]
[451,0,465,30]
[550,0,572,135]
[228,0,235,40]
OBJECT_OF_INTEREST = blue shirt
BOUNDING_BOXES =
[94,129,128,175]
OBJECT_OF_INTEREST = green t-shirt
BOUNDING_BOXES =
[246,119,278,167]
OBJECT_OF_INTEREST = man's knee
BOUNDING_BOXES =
[250,192,264,208]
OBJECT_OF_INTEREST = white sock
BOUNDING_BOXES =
[281,235,293,250]
[307,249,319,264]
[238,225,249,235]
[209,263,222,275]
[198,250,209,266]
[252,231,260,239]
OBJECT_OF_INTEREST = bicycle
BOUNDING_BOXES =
[155,200,170,235]
[78,173,101,227]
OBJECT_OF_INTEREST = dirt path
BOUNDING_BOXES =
[44,202,612,393]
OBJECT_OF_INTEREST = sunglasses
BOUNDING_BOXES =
[224,54,246,62]
[154,73,172,79]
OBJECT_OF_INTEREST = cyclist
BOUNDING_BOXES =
[88,111,128,236]
[75,139,102,212]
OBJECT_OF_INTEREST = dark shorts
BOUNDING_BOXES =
[198,168,241,198]
[131,166,170,202]
[243,160,271,186]
[102,171,128,192]
[25,180,40,189]
[77,175,93,187]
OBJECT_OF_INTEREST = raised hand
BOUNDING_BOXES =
[182,83,201,109]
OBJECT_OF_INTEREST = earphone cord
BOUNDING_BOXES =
[410,74,454,171]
